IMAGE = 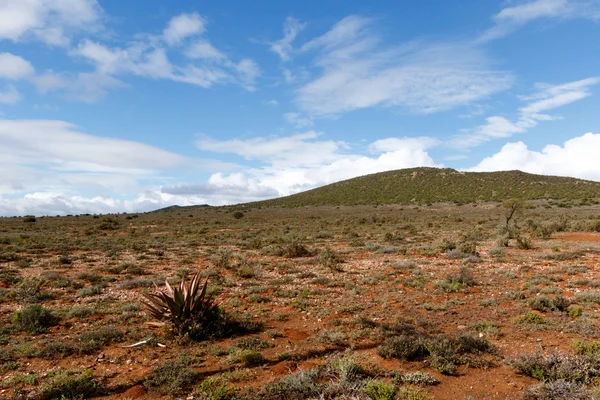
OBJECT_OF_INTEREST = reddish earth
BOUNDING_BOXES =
[554,232,600,242]
[2,205,600,399]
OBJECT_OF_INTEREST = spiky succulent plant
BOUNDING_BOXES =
[142,272,219,332]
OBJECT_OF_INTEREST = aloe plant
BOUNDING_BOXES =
[142,272,218,332]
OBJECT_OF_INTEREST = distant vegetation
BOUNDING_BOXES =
[244,168,600,208]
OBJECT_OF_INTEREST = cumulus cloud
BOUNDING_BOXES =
[162,173,279,200]
[295,16,513,116]
[0,52,35,79]
[0,0,103,46]
[0,117,244,216]
[0,191,177,217]
[470,132,600,181]
[186,40,226,61]
[193,132,440,201]
[270,17,306,61]
[453,77,599,147]
[163,13,206,45]
[478,0,600,42]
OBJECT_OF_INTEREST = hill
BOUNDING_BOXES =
[246,168,600,207]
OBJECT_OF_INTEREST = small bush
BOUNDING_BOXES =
[515,311,548,326]
[511,352,600,384]
[234,336,274,351]
[516,235,534,250]
[76,326,123,353]
[240,350,265,367]
[145,360,200,395]
[283,240,311,258]
[260,369,322,400]
[77,285,102,297]
[529,296,553,312]
[319,246,344,272]
[572,339,600,356]
[378,334,429,361]
[574,291,600,304]
[233,211,245,219]
[12,304,60,333]
[524,379,593,400]
[397,387,434,400]
[569,305,584,318]
[363,380,396,400]
[23,215,36,223]
[195,378,238,400]
[39,369,105,400]
[552,296,571,312]
[399,371,440,386]
[488,248,506,257]
[58,255,73,265]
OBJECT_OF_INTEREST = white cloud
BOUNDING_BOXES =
[0,117,243,216]
[295,16,513,116]
[235,59,260,90]
[270,17,306,61]
[163,12,206,45]
[186,40,226,60]
[284,112,313,128]
[194,132,440,200]
[471,132,600,181]
[0,191,177,217]
[453,77,599,147]
[0,118,235,195]
[0,0,103,46]
[368,137,440,153]
[0,52,35,79]
[30,70,124,102]
[70,20,259,96]
[478,0,600,42]
[197,131,340,167]
[0,118,196,175]
[0,84,21,104]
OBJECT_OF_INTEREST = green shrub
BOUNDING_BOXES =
[515,311,547,326]
[511,352,600,385]
[39,369,105,400]
[363,380,396,400]
[234,336,274,351]
[569,305,584,318]
[572,339,600,356]
[529,296,553,312]
[145,360,200,395]
[319,246,344,272]
[77,285,102,297]
[12,304,60,333]
[240,350,265,367]
[260,369,322,400]
[195,378,238,400]
[397,387,434,400]
[378,334,429,361]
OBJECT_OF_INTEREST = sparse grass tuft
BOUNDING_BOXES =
[12,304,60,333]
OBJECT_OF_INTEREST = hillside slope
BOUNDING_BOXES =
[247,168,600,207]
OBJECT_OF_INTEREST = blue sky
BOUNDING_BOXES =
[1,0,600,216]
